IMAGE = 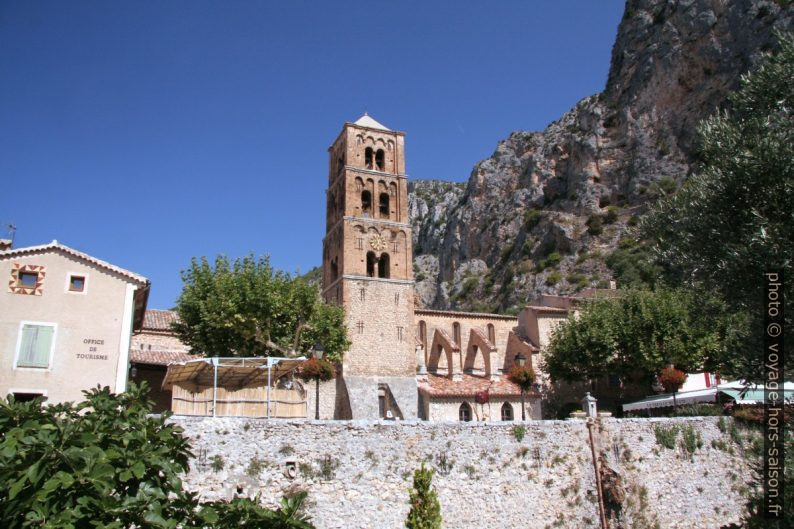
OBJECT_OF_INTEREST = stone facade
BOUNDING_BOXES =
[322,115,417,419]
[171,416,752,529]
[0,241,149,403]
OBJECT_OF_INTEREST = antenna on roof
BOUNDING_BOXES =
[0,223,15,251]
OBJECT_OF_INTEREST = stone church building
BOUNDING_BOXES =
[131,114,618,422]
[319,114,546,421]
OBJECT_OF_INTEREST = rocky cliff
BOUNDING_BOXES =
[409,0,793,312]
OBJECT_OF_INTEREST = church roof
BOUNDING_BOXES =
[353,113,390,131]
[418,374,540,399]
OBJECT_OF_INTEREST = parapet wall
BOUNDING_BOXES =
[170,416,752,529]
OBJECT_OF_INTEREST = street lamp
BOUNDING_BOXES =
[515,353,527,421]
[312,342,325,420]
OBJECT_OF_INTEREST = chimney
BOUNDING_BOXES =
[0,239,11,251]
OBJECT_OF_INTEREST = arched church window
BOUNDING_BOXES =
[365,147,374,169]
[337,156,344,175]
[459,402,472,422]
[361,190,372,216]
[501,402,514,421]
[330,259,338,282]
[488,324,495,344]
[366,252,377,278]
[378,253,390,279]
[375,149,385,171]
[453,322,461,346]
[379,193,390,218]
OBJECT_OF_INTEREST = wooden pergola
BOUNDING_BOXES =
[162,357,307,418]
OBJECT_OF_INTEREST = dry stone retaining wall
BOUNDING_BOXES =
[170,416,752,529]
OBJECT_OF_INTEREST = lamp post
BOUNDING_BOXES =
[312,342,324,420]
[515,353,527,421]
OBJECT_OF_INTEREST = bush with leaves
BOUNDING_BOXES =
[544,289,724,386]
[173,254,349,361]
[0,382,315,529]
[640,32,794,382]
[405,464,442,529]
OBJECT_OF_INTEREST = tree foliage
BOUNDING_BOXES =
[173,255,349,362]
[544,289,725,385]
[0,383,315,529]
[640,31,794,380]
[405,464,441,529]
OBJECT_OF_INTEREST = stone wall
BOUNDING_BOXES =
[415,309,518,375]
[171,416,751,529]
[131,330,190,353]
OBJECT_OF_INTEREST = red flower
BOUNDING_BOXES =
[507,365,536,391]
[658,367,687,393]
[295,358,335,382]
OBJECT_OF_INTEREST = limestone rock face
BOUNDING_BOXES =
[408,0,793,312]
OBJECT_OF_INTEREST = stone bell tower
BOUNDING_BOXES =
[322,114,417,419]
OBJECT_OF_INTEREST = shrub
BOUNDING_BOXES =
[604,206,619,224]
[681,425,703,456]
[654,425,679,450]
[672,404,722,416]
[586,215,603,235]
[0,383,315,529]
[246,457,267,477]
[405,464,442,529]
[317,455,340,480]
[512,424,526,442]
[546,271,562,286]
[210,454,226,472]
[524,208,542,230]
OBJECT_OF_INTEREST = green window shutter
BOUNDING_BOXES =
[18,325,54,367]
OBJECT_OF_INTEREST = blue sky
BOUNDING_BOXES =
[0,1,625,309]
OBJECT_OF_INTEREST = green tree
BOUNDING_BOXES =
[544,289,723,387]
[405,464,442,529]
[173,255,349,361]
[641,32,794,381]
[0,383,315,529]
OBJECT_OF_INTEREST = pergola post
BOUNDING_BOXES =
[212,358,218,417]
[266,359,272,419]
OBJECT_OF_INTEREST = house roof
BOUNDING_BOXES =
[0,240,149,286]
[353,113,390,131]
[130,350,197,366]
[418,374,539,399]
[141,309,180,332]
[415,308,518,321]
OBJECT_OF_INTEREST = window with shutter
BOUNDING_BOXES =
[16,324,55,368]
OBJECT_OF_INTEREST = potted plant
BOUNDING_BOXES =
[659,366,687,410]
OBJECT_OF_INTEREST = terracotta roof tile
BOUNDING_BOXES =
[418,374,539,399]
[0,240,148,285]
[130,350,198,366]
[142,309,180,332]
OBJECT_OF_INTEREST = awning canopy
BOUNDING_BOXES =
[162,357,306,390]
[622,388,724,412]
[622,382,794,412]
